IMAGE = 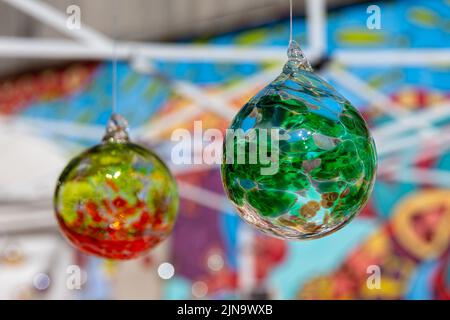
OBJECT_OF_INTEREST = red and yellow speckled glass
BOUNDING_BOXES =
[54,115,178,259]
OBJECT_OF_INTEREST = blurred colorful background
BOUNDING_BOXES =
[0,0,449,300]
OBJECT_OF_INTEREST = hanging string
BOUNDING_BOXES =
[286,0,312,71]
[289,0,293,44]
[111,0,118,115]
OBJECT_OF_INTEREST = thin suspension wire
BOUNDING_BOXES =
[289,0,293,44]
[111,0,118,114]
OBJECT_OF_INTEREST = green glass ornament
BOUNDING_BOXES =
[221,41,377,240]
[54,114,179,259]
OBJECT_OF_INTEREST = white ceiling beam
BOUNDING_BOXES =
[334,49,450,66]
[0,37,303,62]
[306,0,326,57]
[1,36,449,67]
[1,0,112,48]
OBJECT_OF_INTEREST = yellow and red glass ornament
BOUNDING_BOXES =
[54,114,178,259]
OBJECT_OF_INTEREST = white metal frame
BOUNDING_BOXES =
[1,0,449,66]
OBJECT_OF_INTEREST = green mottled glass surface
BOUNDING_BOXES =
[221,50,377,240]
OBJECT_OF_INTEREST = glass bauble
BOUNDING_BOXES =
[54,114,178,259]
[221,41,377,240]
